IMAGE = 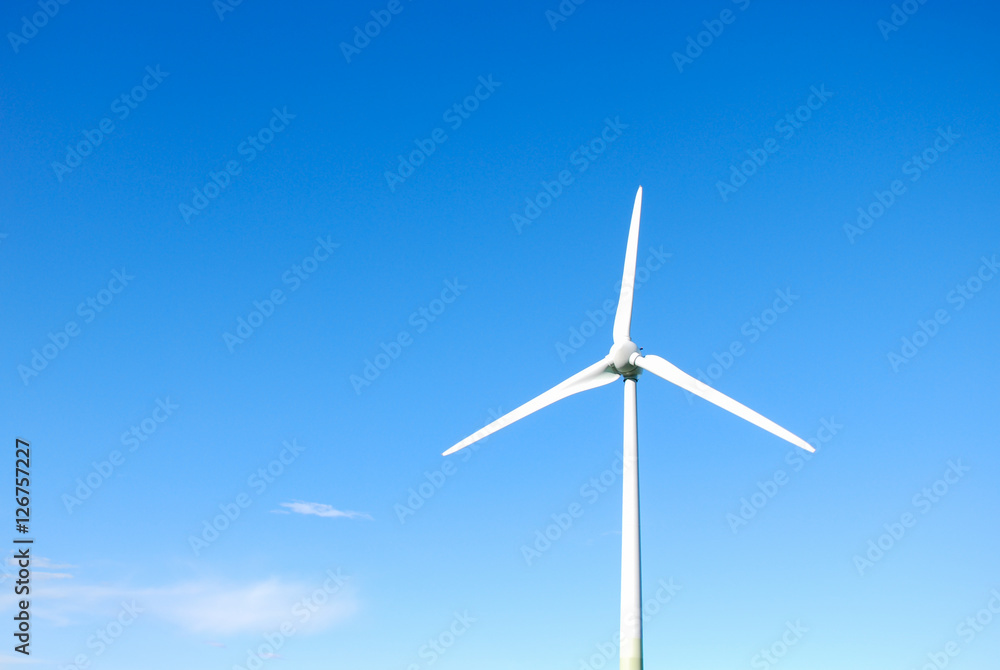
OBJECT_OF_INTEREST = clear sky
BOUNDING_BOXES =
[2,0,999,668]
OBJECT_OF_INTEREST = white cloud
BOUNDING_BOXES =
[0,562,359,636]
[34,571,74,581]
[1,553,75,584]
[151,576,357,635]
[3,555,76,570]
[276,501,372,520]
[0,653,45,665]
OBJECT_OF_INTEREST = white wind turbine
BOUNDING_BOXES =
[442,187,814,670]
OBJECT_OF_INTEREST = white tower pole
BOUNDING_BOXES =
[620,376,642,670]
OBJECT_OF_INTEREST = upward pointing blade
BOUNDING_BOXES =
[632,353,815,453]
[442,358,621,456]
[612,187,643,343]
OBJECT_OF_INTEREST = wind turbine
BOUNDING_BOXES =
[442,187,814,670]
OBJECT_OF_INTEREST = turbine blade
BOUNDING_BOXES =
[612,186,643,343]
[443,358,621,456]
[633,354,814,452]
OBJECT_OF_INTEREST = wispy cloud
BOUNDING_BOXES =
[27,557,76,570]
[34,570,74,581]
[152,577,356,635]
[0,561,359,635]
[0,653,44,665]
[276,501,372,520]
[1,554,75,586]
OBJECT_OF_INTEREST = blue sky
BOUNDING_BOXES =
[2,0,999,668]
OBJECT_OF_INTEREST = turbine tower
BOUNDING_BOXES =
[442,187,813,670]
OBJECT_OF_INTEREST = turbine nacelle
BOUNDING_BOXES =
[609,340,640,377]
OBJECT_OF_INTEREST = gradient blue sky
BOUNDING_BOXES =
[2,0,999,668]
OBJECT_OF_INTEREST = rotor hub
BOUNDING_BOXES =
[609,340,640,376]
